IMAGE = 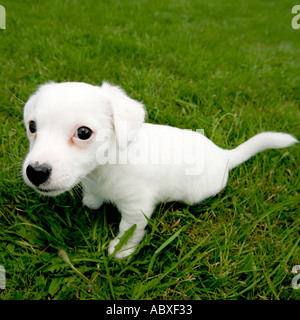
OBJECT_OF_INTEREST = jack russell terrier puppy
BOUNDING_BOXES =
[22,82,297,258]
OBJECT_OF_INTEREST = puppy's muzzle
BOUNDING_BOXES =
[26,162,52,187]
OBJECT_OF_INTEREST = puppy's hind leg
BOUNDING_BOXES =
[108,203,155,259]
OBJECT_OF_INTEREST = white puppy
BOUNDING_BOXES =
[22,82,297,258]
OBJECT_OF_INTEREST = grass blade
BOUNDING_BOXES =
[146,226,185,280]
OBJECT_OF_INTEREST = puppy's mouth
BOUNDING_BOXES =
[35,186,65,196]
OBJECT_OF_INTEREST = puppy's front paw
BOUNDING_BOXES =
[114,247,136,259]
[108,238,137,259]
[108,238,120,256]
[82,194,103,210]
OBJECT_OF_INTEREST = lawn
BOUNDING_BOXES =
[0,0,299,300]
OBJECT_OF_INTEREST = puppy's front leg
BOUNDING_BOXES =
[82,178,104,210]
[82,192,104,210]
[108,204,154,259]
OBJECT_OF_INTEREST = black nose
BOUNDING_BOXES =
[26,163,52,187]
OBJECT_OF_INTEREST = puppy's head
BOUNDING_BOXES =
[22,81,145,196]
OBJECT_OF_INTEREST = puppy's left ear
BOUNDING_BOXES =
[102,82,146,150]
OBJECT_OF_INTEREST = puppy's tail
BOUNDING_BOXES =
[227,132,298,170]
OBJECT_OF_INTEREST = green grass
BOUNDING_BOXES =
[0,0,299,300]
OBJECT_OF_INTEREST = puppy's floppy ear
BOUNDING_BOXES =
[102,82,146,150]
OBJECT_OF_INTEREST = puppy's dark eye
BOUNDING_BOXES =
[29,121,37,133]
[76,127,93,140]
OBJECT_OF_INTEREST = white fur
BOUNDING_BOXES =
[22,82,298,258]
